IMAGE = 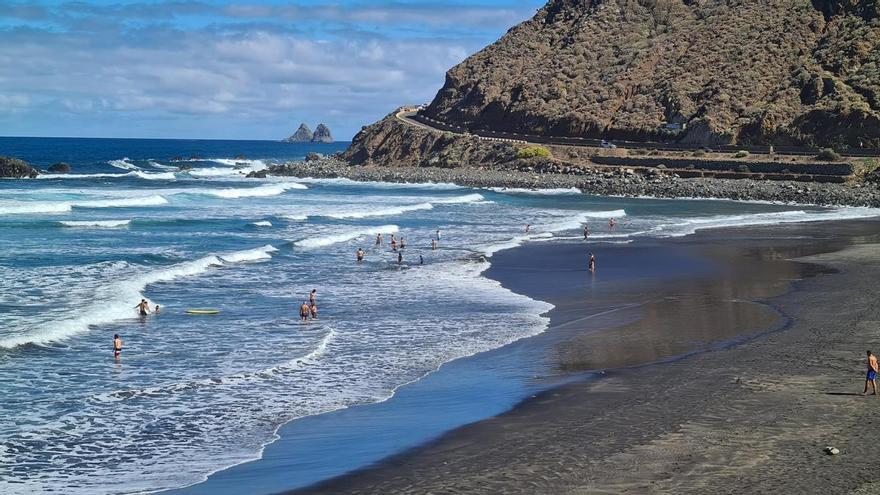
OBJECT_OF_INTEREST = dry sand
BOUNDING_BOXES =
[292,220,880,495]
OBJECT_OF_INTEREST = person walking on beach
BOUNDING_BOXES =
[113,334,123,359]
[864,350,878,395]
[300,301,310,322]
[589,252,596,272]
[356,248,365,262]
[134,299,150,316]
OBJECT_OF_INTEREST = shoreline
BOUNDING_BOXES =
[264,158,880,206]
[288,218,880,494]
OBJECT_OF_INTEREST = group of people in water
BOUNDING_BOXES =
[357,229,441,266]
[300,289,319,322]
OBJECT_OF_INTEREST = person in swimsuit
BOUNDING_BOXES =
[391,237,398,251]
[583,225,590,240]
[356,248,365,262]
[300,301,310,321]
[525,224,530,233]
[431,238,437,250]
[397,251,403,265]
[400,237,406,250]
[134,299,150,316]
[436,228,441,241]
[309,289,317,306]
[309,302,318,320]
[589,252,596,272]
[113,334,123,359]
[865,350,878,395]
[376,233,382,246]
[154,305,161,314]
[419,254,424,265]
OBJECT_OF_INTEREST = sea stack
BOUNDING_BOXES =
[0,156,39,178]
[312,124,334,143]
[283,123,313,143]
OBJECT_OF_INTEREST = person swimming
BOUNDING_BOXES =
[356,248,365,262]
[609,218,616,229]
[300,301,310,321]
[113,334,123,358]
[134,299,150,316]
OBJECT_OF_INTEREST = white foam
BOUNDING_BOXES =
[251,221,273,227]
[108,158,139,170]
[295,225,398,249]
[487,187,582,196]
[480,232,553,257]
[218,244,278,263]
[323,194,484,219]
[0,202,72,215]
[0,245,279,349]
[653,207,880,237]
[204,183,307,199]
[542,209,626,233]
[37,171,176,180]
[295,176,463,190]
[76,195,168,209]
[58,220,132,228]
[185,159,268,178]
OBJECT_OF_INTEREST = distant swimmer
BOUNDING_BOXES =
[310,302,318,320]
[865,350,878,395]
[419,254,424,265]
[356,248,365,262]
[583,225,590,240]
[400,237,406,250]
[113,334,123,359]
[376,233,382,246]
[436,228,441,241]
[431,238,437,250]
[310,289,317,307]
[135,299,150,316]
[154,304,161,314]
[609,218,616,229]
[589,252,596,272]
[300,301,310,321]
[525,224,530,233]
[398,251,403,265]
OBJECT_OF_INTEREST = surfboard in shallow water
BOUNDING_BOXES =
[185,309,220,315]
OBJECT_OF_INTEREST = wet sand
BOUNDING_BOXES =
[291,219,880,495]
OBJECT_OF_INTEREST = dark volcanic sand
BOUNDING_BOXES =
[290,219,880,495]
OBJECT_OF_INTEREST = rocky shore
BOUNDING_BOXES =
[265,156,880,207]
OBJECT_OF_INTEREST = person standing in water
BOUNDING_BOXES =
[154,305,161,314]
[309,302,318,320]
[400,237,406,250]
[583,225,590,240]
[609,218,616,229]
[134,299,150,316]
[356,248,365,262]
[309,289,317,307]
[525,224,530,233]
[113,334,123,359]
[589,252,596,272]
[300,301,311,322]
[375,233,382,246]
[391,235,398,251]
[436,228,441,241]
[431,238,437,250]
[419,254,424,265]
[398,251,403,265]
[865,350,878,395]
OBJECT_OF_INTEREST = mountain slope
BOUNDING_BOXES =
[421,0,880,148]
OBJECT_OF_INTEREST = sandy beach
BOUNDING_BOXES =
[292,219,880,495]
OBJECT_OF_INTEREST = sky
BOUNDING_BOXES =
[0,0,544,140]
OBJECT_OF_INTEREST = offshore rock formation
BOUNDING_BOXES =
[283,123,313,143]
[0,156,38,178]
[312,124,334,143]
[417,0,880,149]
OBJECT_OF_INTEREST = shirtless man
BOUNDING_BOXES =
[391,237,398,252]
[865,350,878,395]
[431,238,437,250]
[300,301,311,321]
[589,252,596,272]
[356,248,365,262]
[134,299,150,316]
[376,233,382,246]
[113,334,123,359]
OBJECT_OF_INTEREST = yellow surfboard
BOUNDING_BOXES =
[186,309,220,315]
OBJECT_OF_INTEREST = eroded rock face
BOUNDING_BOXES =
[420,0,880,148]
[0,156,38,178]
[312,124,334,143]
[283,123,313,143]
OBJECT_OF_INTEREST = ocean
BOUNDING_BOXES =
[1,136,878,494]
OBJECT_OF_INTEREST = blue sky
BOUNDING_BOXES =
[0,1,543,140]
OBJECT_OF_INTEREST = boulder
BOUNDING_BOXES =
[304,152,325,162]
[47,162,71,174]
[246,170,268,179]
[0,156,38,178]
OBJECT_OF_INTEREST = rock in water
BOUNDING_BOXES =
[312,124,334,143]
[283,123,313,143]
[47,162,71,174]
[0,156,39,178]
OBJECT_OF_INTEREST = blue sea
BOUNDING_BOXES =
[1,137,878,494]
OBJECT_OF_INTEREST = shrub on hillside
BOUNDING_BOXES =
[815,148,842,161]
[733,150,750,158]
[736,164,751,173]
[516,145,552,159]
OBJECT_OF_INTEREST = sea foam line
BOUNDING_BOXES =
[58,220,132,228]
[321,193,485,220]
[295,225,399,249]
[0,195,169,216]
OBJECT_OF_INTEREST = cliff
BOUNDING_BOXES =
[283,123,313,143]
[416,0,880,149]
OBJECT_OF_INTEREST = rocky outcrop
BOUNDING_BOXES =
[420,0,880,149]
[47,162,71,174]
[283,123,313,143]
[0,156,38,178]
[312,124,334,143]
